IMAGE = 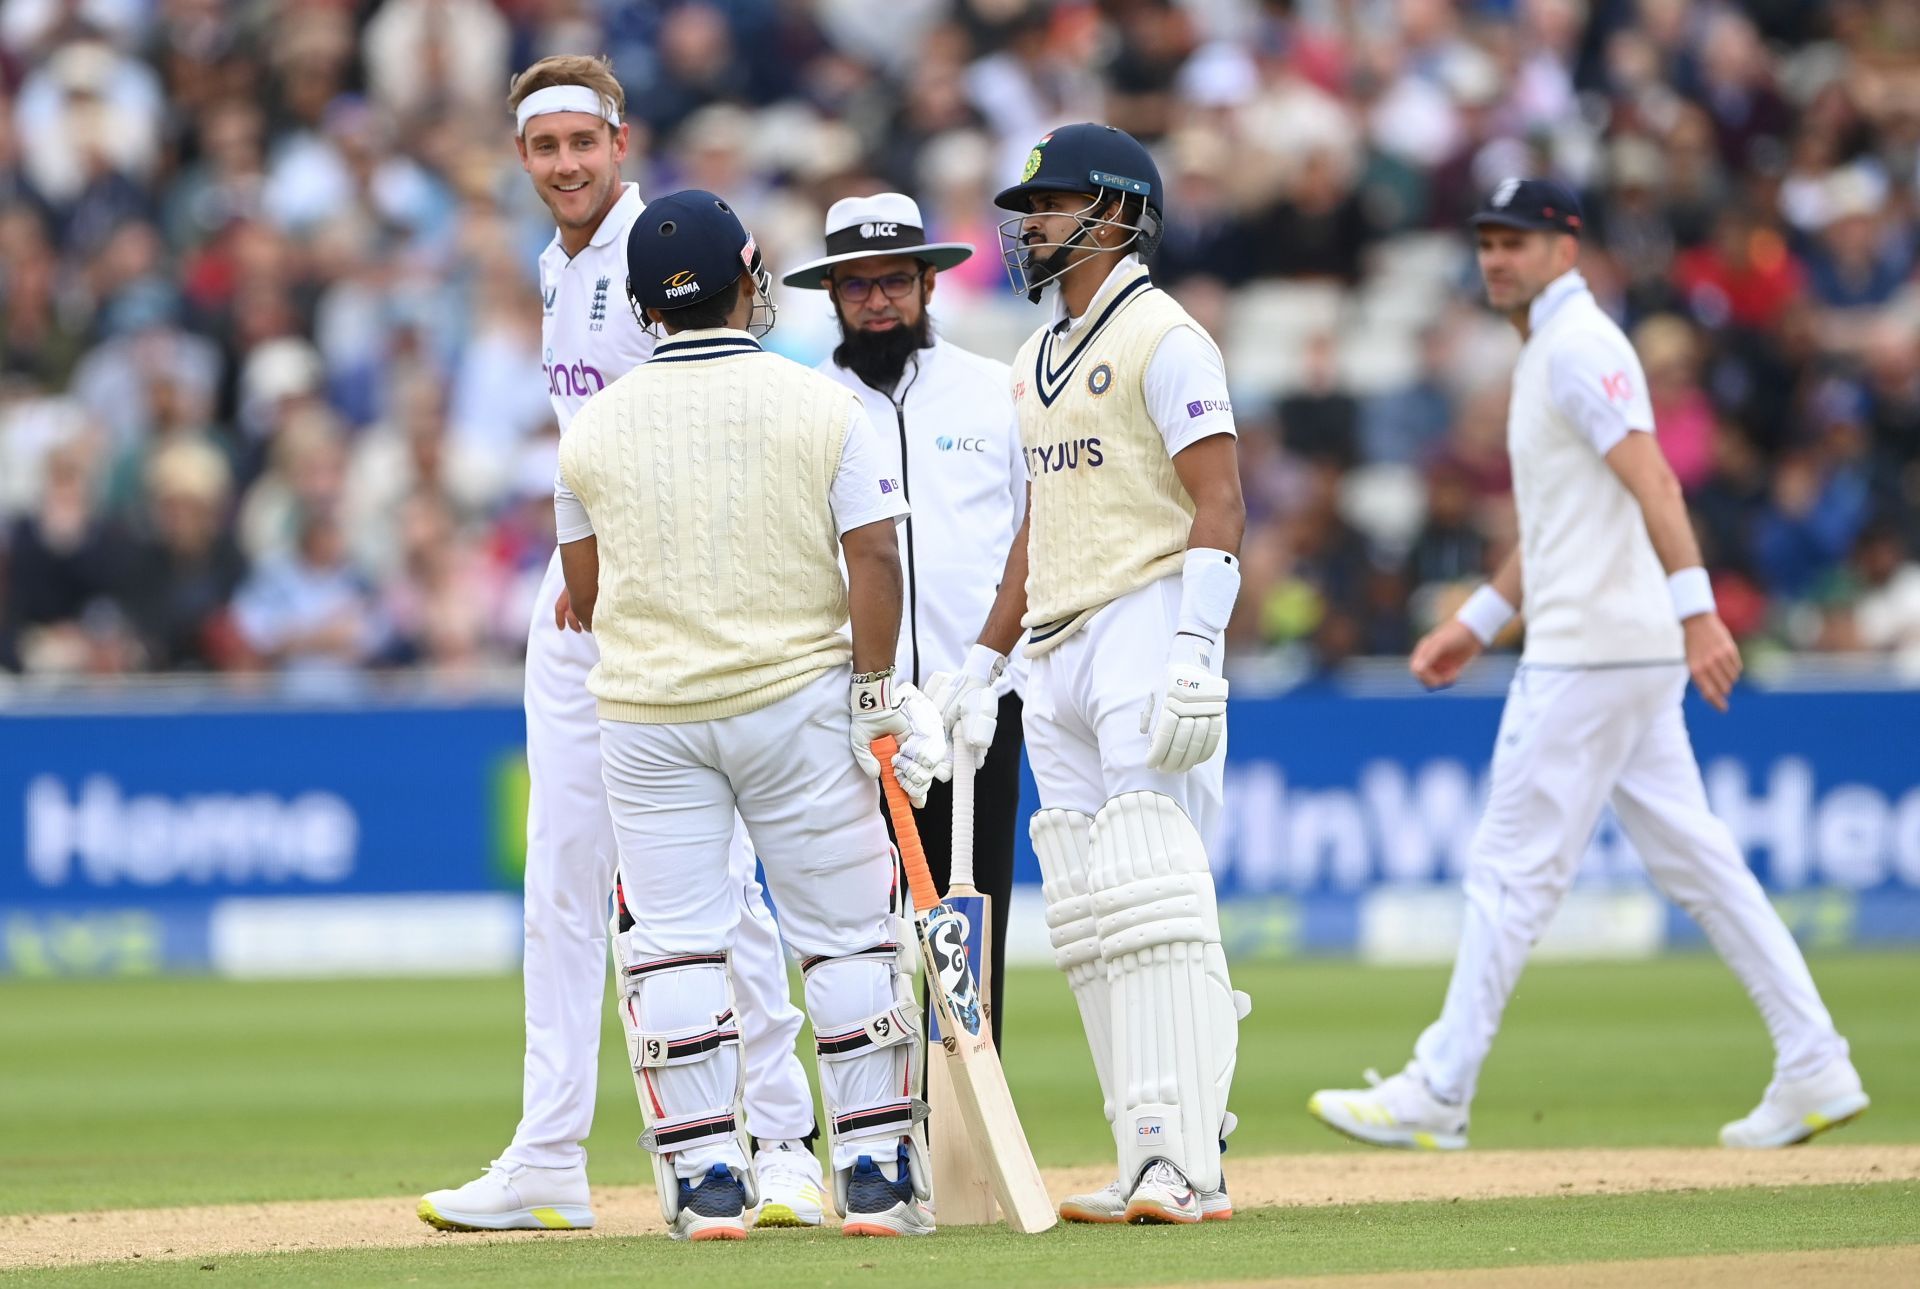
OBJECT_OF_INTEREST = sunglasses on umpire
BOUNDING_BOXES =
[832,272,923,303]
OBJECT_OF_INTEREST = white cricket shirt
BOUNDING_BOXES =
[1509,270,1683,666]
[820,335,1026,691]
[539,183,652,435]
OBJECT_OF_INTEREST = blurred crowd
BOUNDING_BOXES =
[2,0,1919,693]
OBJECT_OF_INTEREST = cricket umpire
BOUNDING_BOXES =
[784,193,1026,1046]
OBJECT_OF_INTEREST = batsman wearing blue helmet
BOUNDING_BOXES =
[951,123,1249,1225]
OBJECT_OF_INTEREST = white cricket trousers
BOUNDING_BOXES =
[598,667,904,1173]
[1024,575,1225,827]
[504,552,812,1170]
[1414,664,1849,1105]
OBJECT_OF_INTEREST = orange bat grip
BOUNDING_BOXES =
[872,735,941,912]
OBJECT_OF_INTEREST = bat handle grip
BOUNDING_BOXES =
[872,735,941,913]
[951,739,976,890]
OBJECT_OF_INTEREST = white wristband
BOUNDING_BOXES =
[962,642,1007,684]
[1456,585,1516,647]
[1176,547,1242,643]
[1667,567,1715,620]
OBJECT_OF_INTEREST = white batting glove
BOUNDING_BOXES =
[1142,635,1228,775]
[925,644,1006,778]
[850,672,948,807]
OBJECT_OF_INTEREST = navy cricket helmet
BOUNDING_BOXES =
[993,123,1165,299]
[625,189,776,336]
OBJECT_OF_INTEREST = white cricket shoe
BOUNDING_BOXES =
[1124,1160,1202,1225]
[1308,1063,1469,1151]
[753,1141,827,1228]
[1721,1059,1870,1148]
[1061,1173,1233,1222]
[417,1159,594,1231]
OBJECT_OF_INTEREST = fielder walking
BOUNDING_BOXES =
[556,190,949,1240]
[960,123,1248,1225]
[420,59,821,1233]
[1308,179,1869,1151]
[782,193,1027,1043]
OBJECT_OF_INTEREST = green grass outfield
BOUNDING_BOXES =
[5,1184,1917,1288]
[3,952,1916,1214]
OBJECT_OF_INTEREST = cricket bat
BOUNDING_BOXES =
[927,740,996,1225]
[873,736,1056,1235]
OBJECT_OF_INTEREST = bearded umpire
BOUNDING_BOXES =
[783,194,1026,1047]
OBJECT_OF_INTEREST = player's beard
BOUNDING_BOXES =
[1023,242,1075,293]
[835,311,932,391]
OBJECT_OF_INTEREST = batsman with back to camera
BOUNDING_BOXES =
[418,57,825,1235]
[955,123,1250,1226]
[555,190,950,1241]
[1309,178,1869,1152]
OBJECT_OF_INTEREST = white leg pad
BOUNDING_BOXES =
[802,942,932,1209]
[1090,792,1239,1194]
[1032,808,1114,1124]
[612,929,753,1221]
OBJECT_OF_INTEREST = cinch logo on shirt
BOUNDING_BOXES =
[1186,398,1231,417]
[1025,437,1104,474]
[544,352,606,397]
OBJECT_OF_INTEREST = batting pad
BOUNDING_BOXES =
[1032,808,1114,1123]
[612,929,751,1220]
[1090,791,1239,1193]
[804,947,932,1203]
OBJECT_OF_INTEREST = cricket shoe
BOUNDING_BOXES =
[1061,1173,1234,1222]
[753,1141,827,1228]
[1124,1160,1202,1224]
[671,1163,750,1241]
[417,1159,594,1231]
[1721,1059,1870,1148]
[840,1149,935,1237]
[1308,1062,1469,1151]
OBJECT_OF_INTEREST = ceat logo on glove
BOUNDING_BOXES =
[1175,676,1203,690]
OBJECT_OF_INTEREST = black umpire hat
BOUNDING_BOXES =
[1469,177,1583,236]
[626,189,759,311]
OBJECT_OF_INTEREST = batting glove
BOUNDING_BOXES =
[1142,634,1228,775]
[850,672,948,807]
[925,644,1006,778]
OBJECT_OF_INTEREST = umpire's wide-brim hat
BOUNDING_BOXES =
[781,193,974,289]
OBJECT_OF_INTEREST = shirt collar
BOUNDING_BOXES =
[649,326,762,362]
[1527,268,1588,332]
[544,183,643,263]
[1050,254,1144,335]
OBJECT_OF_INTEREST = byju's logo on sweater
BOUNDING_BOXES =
[1024,437,1103,474]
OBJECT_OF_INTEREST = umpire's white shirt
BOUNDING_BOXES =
[1509,270,1682,667]
[540,183,651,434]
[819,334,1026,691]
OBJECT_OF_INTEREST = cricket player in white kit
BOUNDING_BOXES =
[1309,179,1869,1152]
[419,59,821,1234]
[963,124,1249,1225]
[556,189,948,1240]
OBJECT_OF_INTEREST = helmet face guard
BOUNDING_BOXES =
[996,180,1161,302]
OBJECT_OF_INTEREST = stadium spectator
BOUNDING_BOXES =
[0,0,1917,682]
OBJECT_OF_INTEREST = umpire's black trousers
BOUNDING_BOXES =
[885,691,1023,1052]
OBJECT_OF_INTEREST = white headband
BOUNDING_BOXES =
[515,84,621,134]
